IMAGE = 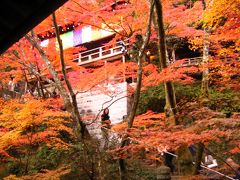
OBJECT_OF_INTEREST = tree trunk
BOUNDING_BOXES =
[52,13,88,138]
[127,54,143,127]
[119,159,127,180]
[127,0,154,128]
[119,1,155,179]
[21,68,31,95]
[35,54,46,98]
[119,137,130,180]
[153,0,178,125]
[36,81,41,97]
[201,30,209,98]
[201,0,209,98]
[25,32,86,140]
[171,48,176,63]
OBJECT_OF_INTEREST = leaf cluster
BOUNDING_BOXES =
[0,97,74,161]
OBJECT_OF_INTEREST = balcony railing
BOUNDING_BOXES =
[73,42,127,65]
[180,57,202,67]
[73,39,203,67]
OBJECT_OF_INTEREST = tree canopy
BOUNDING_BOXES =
[0,0,239,179]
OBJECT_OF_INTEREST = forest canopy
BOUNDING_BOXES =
[0,0,239,179]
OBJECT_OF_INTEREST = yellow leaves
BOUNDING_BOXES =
[0,97,74,159]
[235,40,240,52]
[0,129,21,150]
[47,118,74,136]
[189,37,203,51]
[46,137,71,150]
[4,175,24,180]
[0,99,44,132]
[112,122,127,132]
[4,166,71,180]
[186,0,240,57]
[16,101,44,118]
[218,47,235,57]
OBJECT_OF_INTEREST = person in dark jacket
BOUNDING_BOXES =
[235,167,240,180]
[158,145,176,173]
[101,108,111,129]
[189,144,197,163]
[163,151,176,173]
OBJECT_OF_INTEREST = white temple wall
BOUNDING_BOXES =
[76,82,128,124]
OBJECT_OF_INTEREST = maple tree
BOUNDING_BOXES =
[1,17,88,140]
[111,105,240,174]
[0,97,73,175]
[153,0,178,125]
[189,0,240,91]
[0,0,240,179]
[0,0,204,125]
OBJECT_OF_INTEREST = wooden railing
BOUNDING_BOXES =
[1,89,22,100]
[180,57,202,67]
[73,41,127,65]
[73,40,202,67]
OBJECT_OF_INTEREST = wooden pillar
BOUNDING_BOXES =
[78,53,81,64]
[104,60,108,84]
[122,55,126,82]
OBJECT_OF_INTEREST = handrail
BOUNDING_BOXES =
[73,37,202,67]
[81,45,122,58]
[80,41,123,56]
[73,41,129,65]
[179,57,202,67]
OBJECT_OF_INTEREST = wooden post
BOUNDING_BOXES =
[99,46,102,59]
[78,52,81,64]
[122,55,126,82]
[104,60,108,84]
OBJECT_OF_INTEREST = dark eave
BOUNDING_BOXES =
[0,0,68,54]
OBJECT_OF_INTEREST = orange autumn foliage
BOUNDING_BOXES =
[3,166,71,180]
[111,108,240,161]
[0,97,73,160]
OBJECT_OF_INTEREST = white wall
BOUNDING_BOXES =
[76,82,128,124]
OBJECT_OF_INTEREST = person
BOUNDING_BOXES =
[8,77,15,92]
[101,108,111,149]
[226,156,240,179]
[188,144,197,163]
[157,145,176,173]
[204,151,218,168]
[8,77,16,98]
[118,39,127,53]
[52,91,60,98]
[234,167,240,180]
[164,150,176,173]
[101,108,111,129]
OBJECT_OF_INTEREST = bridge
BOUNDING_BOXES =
[175,57,202,67]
